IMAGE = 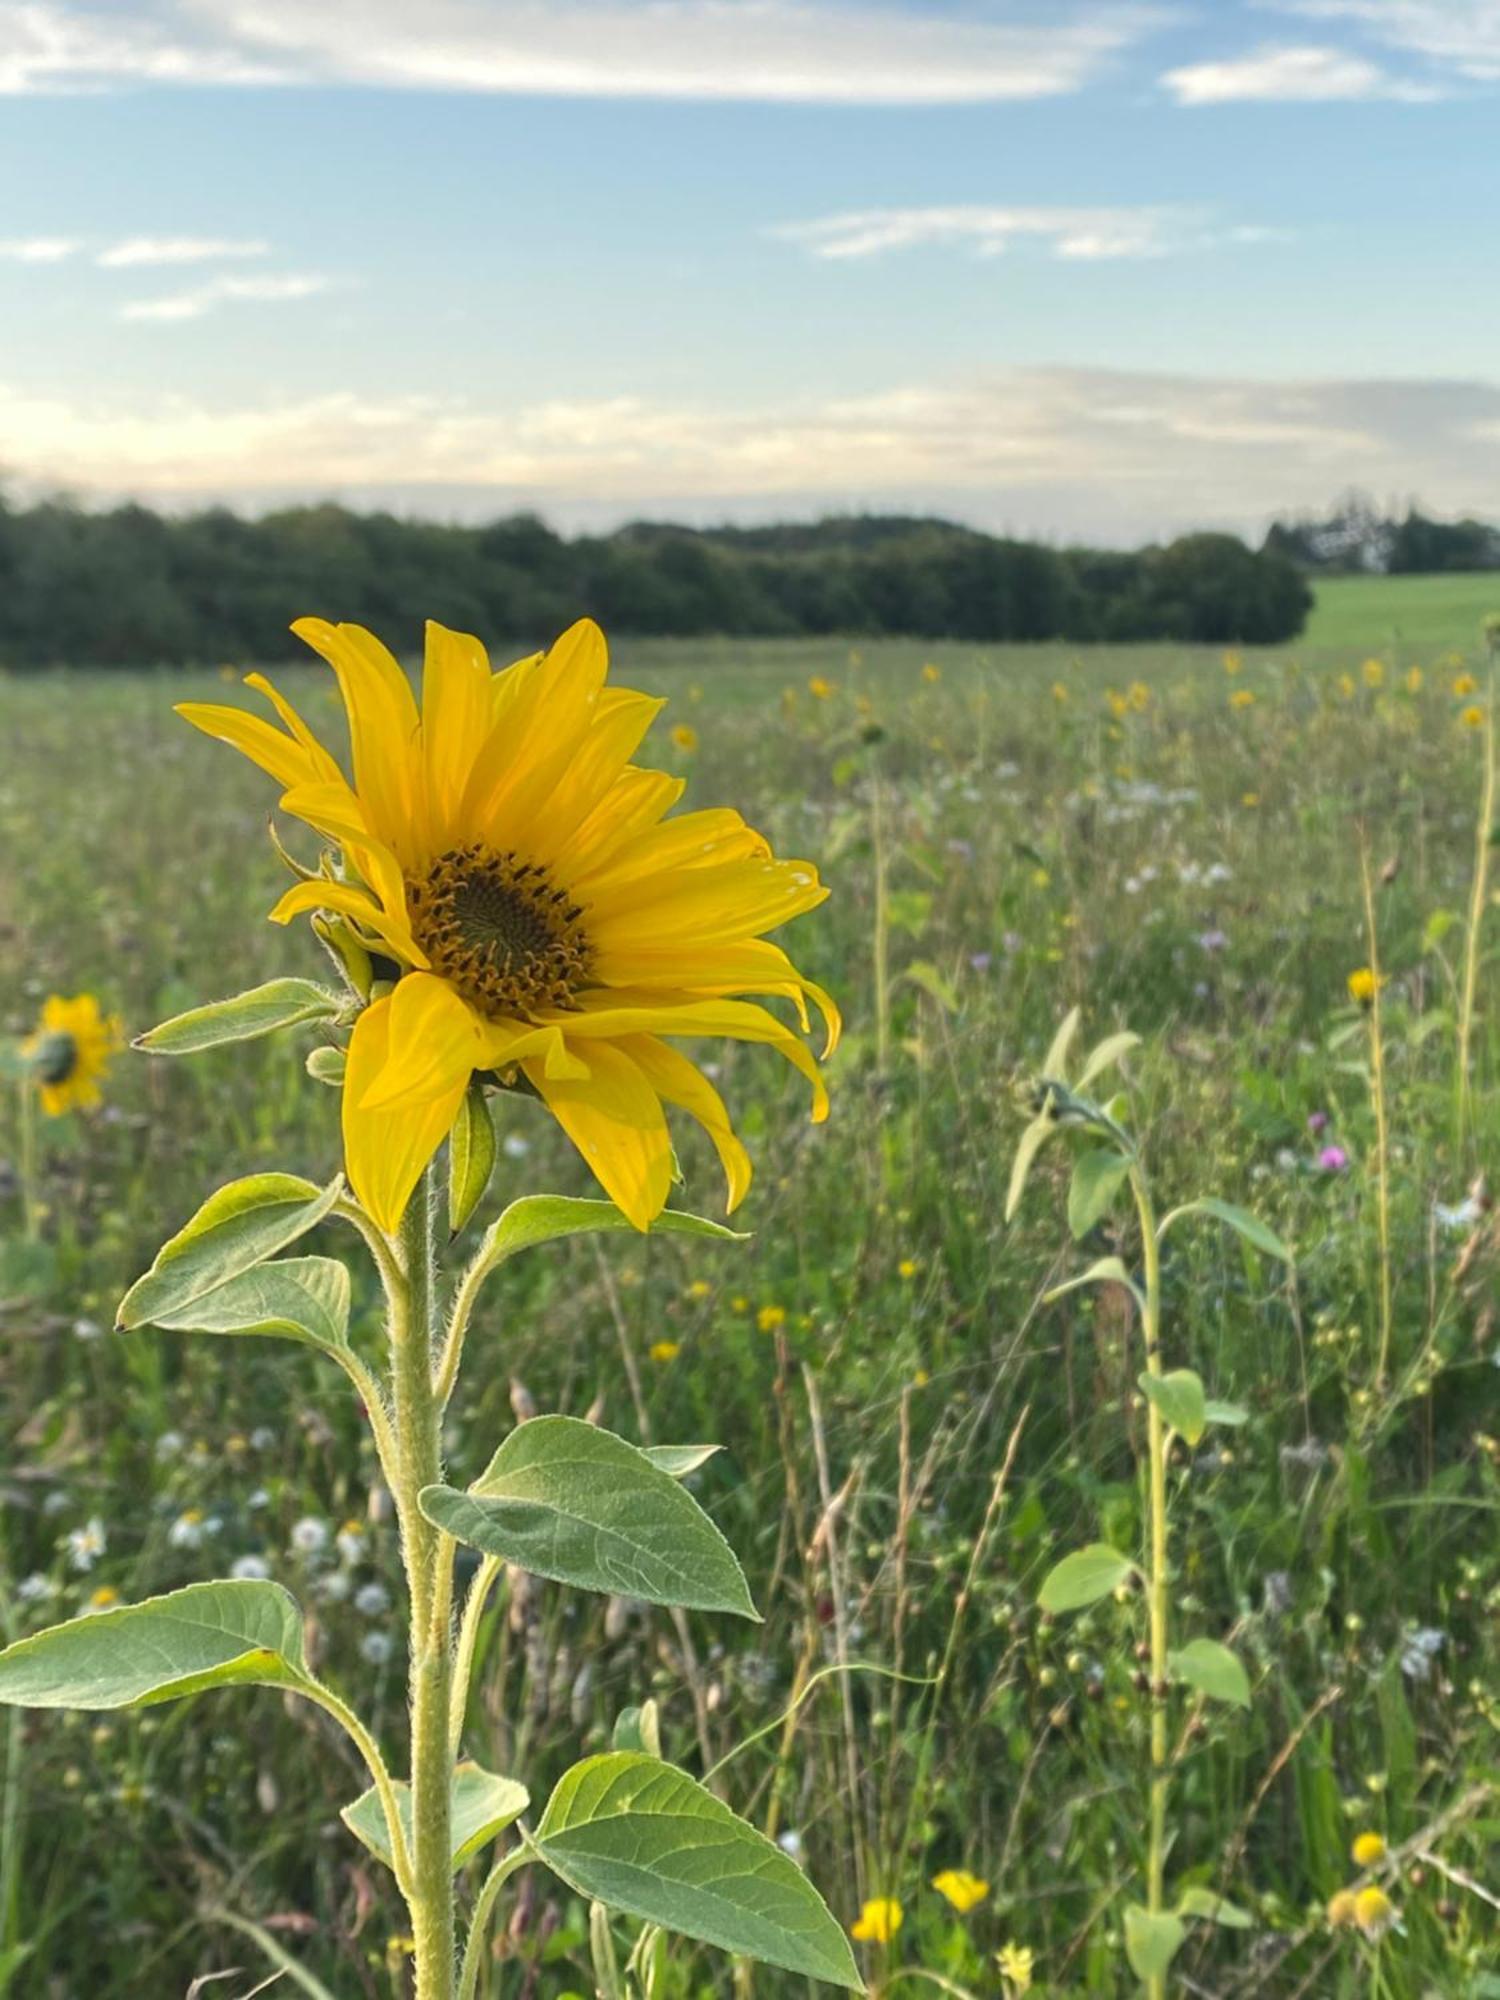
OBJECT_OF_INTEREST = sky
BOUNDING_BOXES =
[1,0,1499,545]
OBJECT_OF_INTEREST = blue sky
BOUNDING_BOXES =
[1,0,1498,542]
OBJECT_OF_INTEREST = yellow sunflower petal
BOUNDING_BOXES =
[242,672,344,784]
[175,701,319,792]
[524,688,665,866]
[292,619,422,865]
[548,768,685,880]
[591,940,842,1053]
[464,619,612,844]
[357,973,486,1113]
[422,622,494,845]
[544,993,830,1121]
[621,1034,753,1211]
[268,878,425,966]
[522,1039,674,1231]
[572,808,769,902]
[588,858,828,949]
[342,995,469,1234]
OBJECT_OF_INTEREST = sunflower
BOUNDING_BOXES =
[178,618,838,1233]
[24,993,123,1116]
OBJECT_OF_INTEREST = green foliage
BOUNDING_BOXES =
[1168,1637,1251,1709]
[1139,1367,1208,1446]
[117,1173,342,1329]
[136,978,341,1055]
[447,1083,497,1237]
[533,1753,861,1989]
[146,1255,350,1351]
[1124,1906,1187,1981]
[1037,1543,1137,1612]
[341,1764,529,1874]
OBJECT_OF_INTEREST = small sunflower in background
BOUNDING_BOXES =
[179,617,837,1233]
[23,994,122,1116]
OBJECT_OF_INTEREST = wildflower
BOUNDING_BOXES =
[1198,929,1229,954]
[1406,666,1423,693]
[648,1339,681,1364]
[1327,1889,1359,1929]
[168,1508,206,1550]
[1222,651,1242,676]
[1354,1885,1395,1937]
[1454,672,1479,697]
[360,1630,395,1666]
[670,724,698,754]
[1241,791,1260,807]
[932,1869,988,1913]
[85,1586,121,1613]
[686,1278,712,1300]
[1318,1145,1349,1173]
[777,1830,803,1859]
[1051,682,1069,704]
[180,619,837,1234]
[501,1133,530,1159]
[1338,673,1356,699]
[757,1304,787,1333]
[1229,688,1255,710]
[996,1942,1035,1993]
[1399,1626,1444,1680]
[897,1258,919,1281]
[1307,1110,1329,1135]
[921,663,941,684]
[1346,967,1384,1006]
[154,1430,185,1462]
[849,1898,902,1943]
[808,675,835,700]
[336,1519,366,1564]
[22,994,122,1117]
[290,1516,330,1556]
[1461,703,1485,728]
[1105,689,1129,719]
[1351,1831,1386,1868]
[1128,681,1150,711]
[230,1554,271,1581]
[354,1581,390,1618]
[15,1574,56,1604]
[66,1518,106,1572]
[72,1316,102,1342]
[1362,657,1385,688]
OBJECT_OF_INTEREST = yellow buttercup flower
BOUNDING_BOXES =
[932,1868,989,1913]
[1354,1885,1395,1937]
[648,1339,681,1364]
[1338,673,1356,699]
[1405,666,1423,693]
[1347,967,1384,1006]
[23,993,122,1117]
[1351,1831,1386,1868]
[849,1898,902,1943]
[996,1942,1035,1993]
[756,1304,787,1333]
[179,618,838,1233]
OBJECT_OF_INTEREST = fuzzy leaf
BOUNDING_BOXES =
[0,1580,306,1710]
[466,1197,745,1288]
[1067,1148,1131,1239]
[1161,1198,1292,1264]
[448,1082,497,1237]
[1005,1110,1055,1224]
[1044,1256,1144,1313]
[118,1174,342,1331]
[1139,1368,1208,1446]
[1075,1029,1141,1090]
[1124,1906,1186,1981]
[639,1444,722,1478]
[1169,1637,1251,1709]
[534,1752,861,1988]
[420,1417,756,1619]
[1042,1005,1082,1081]
[148,1256,350,1352]
[1038,1543,1136,1613]
[136,979,340,1055]
[341,1762,529,1874]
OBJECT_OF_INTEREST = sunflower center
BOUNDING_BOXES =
[31,1031,79,1086]
[408,844,589,1019]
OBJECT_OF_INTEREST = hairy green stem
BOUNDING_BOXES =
[1455,673,1496,1150]
[1358,845,1394,1389]
[393,1171,458,2000]
[1131,1164,1170,2000]
[456,1846,529,2000]
[299,1679,413,1895]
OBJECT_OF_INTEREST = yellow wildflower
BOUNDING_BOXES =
[1461,703,1485,728]
[921,663,941,684]
[1362,657,1385,688]
[1338,673,1356,699]
[757,1304,787,1333]
[1051,681,1069,704]
[1128,680,1150,711]
[849,1898,902,1943]
[808,675,835,700]
[1351,1831,1386,1868]
[648,1339,680,1364]
[1346,967,1384,1006]
[1354,1885,1395,1937]
[996,1942,1035,1993]
[1405,666,1423,693]
[1241,791,1260,808]
[178,618,837,1233]
[1229,688,1255,710]
[686,1278,712,1300]
[87,1586,121,1611]
[23,993,122,1117]
[932,1868,989,1913]
[669,723,698,754]
[1326,1889,1359,1929]
[1454,672,1478,697]
[1222,650,1242,676]
[897,1258,919,1281]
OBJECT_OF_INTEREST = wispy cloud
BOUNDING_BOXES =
[0,236,82,261]
[1278,3,1500,82]
[1162,42,1435,103]
[97,236,270,267]
[117,272,335,322]
[4,367,1497,545]
[0,1,1170,104]
[769,204,1278,262]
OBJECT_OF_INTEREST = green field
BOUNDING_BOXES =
[2,611,1498,1997]
[1306,571,1500,655]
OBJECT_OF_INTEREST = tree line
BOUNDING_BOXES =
[1264,496,1500,575]
[0,494,1313,665]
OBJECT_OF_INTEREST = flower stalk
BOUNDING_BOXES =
[1129,1160,1171,2000]
[1455,670,1496,1151]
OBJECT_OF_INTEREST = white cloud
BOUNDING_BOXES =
[769,204,1275,262]
[0,0,1170,103]
[97,236,270,267]
[4,367,1497,544]
[1278,3,1500,82]
[0,236,81,260]
[1162,41,1435,102]
[117,271,334,321]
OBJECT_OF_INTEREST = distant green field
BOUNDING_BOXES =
[1306,570,1500,655]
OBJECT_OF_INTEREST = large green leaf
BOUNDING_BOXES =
[341,1762,529,1874]
[448,1082,497,1237]
[1139,1368,1208,1446]
[0,1580,306,1709]
[420,1417,756,1619]
[640,1444,722,1478]
[1067,1148,1131,1239]
[148,1255,350,1352]
[1175,1885,1253,1928]
[136,978,340,1055]
[1169,1637,1251,1709]
[468,1195,745,1277]
[118,1174,342,1330]
[1124,1906,1186,1982]
[1160,1197,1292,1264]
[1038,1543,1137,1613]
[1044,1256,1145,1314]
[534,1752,861,1989]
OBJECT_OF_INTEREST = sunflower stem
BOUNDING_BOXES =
[392,1167,457,2000]
[1455,667,1496,1151]
[1130,1160,1170,2000]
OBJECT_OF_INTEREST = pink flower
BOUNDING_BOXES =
[1307,1110,1329,1135]
[1318,1145,1349,1172]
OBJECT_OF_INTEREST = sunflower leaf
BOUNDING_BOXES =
[135,978,341,1056]
[118,1174,342,1331]
[147,1256,350,1353]
[533,1752,861,1989]
[1038,1543,1138,1612]
[1124,1906,1187,1982]
[448,1082,497,1237]
[420,1416,756,1618]
[465,1196,746,1290]
[341,1762,529,1874]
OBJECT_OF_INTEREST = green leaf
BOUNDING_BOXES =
[1038,1543,1136,1613]
[1042,1004,1082,1081]
[1175,1885,1253,1929]
[1067,1148,1131,1239]
[1124,1906,1186,1982]
[466,1196,745,1289]
[612,1701,662,1756]
[420,1416,757,1619]
[136,978,340,1055]
[1005,1109,1055,1223]
[1169,1637,1251,1709]
[147,1255,350,1353]
[1043,1256,1144,1313]
[449,1081,497,1237]
[1076,1029,1141,1090]
[534,1752,861,1989]
[1139,1368,1208,1446]
[306,1044,346,1087]
[1160,1197,1292,1264]
[117,1173,342,1331]
[0,1580,306,1710]
[899,959,959,1012]
[1203,1398,1249,1428]
[639,1444,723,1478]
[341,1762,529,1874]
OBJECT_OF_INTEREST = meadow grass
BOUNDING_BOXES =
[1,607,1497,1996]
[1305,572,1500,658]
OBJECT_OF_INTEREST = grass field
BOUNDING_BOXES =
[2,590,1499,1996]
